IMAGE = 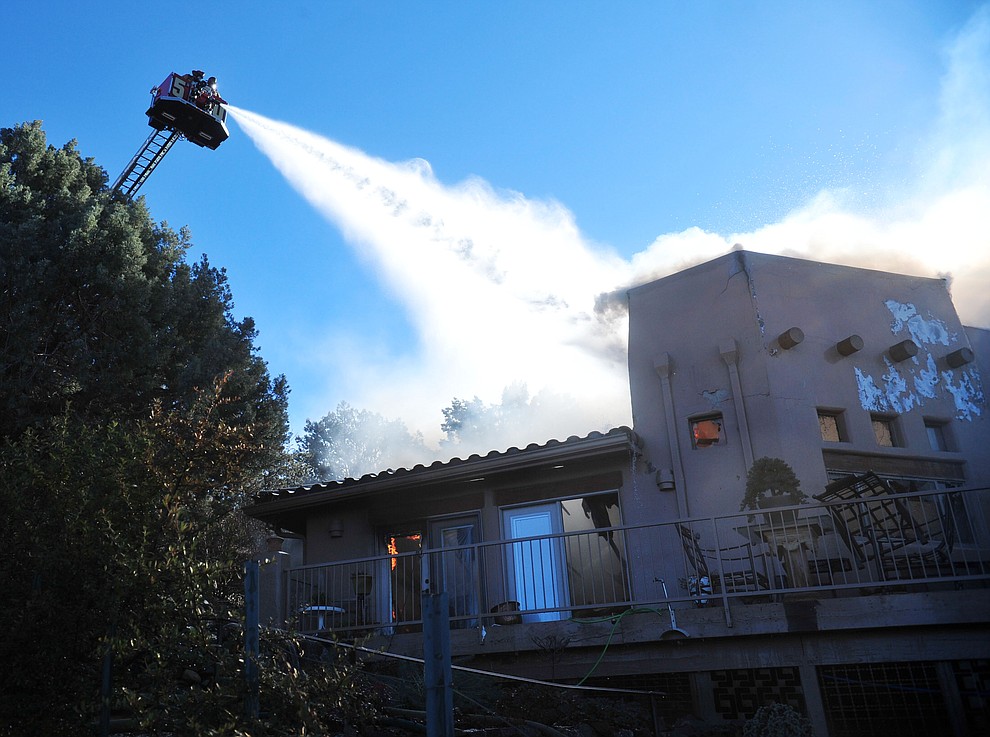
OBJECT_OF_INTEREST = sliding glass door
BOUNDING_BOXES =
[502,504,568,622]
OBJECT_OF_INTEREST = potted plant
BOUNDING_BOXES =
[740,457,807,521]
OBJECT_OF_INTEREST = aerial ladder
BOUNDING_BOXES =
[112,71,229,199]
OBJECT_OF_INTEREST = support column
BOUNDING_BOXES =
[797,663,829,737]
[719,339,754,470]
[691,671,718,723]
[259,549,290,627]
[654,353,689,517]
[935,661,967,737]
[423,593,454,737]
[244,560,260,720]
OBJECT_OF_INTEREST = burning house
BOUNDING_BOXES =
[248,251,990,735]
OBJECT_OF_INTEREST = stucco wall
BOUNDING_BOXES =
[627,251,988,518]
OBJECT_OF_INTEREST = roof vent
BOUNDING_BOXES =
[777,327,804,350]
[945,347,974,368]
[888,339,919,362]
[836,335,864,356]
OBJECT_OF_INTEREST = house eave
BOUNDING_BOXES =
[247,427,640,520]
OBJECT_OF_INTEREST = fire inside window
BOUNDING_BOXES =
[386,532,423,625]
[387,533,421,570]
[691,416,724,448]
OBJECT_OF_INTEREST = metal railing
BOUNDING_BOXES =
[283,485,990,635]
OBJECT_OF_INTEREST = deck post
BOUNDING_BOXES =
[423,592,454,737]
[244,560,260,720]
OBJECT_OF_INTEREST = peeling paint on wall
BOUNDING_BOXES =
[885,300,955,346]
[855,368,889,412]
[733,252,767,338]
[880,358,915,413]
[915,354,940,400]
[942,369,985,421]
[854,300,984,420]
[702,388,730,408]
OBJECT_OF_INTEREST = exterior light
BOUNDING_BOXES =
[888,339,919,362]
[777,327,804,350]
[329,519,343,538]
[945,347,974,368]
[836,335,864,356]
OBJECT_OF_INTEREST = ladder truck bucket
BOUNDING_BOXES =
[112,71,229,199]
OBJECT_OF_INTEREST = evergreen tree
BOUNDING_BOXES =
[0,391,379,735]
[0,122,378,735]
[298,401,429,481]
[0,121,288,468]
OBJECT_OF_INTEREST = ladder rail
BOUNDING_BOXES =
[111,128,182,200]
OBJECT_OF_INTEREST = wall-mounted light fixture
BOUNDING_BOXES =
[836,334,864,356]
[777,327,804,350]
[329,518,343,538]
[888,339,919,362]
[945,347,974,368]
[656,468,675,492]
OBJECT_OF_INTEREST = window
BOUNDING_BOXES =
[691,414,725,448]
[871,415,898,447]
[818,410,846,442]
[924,420,950,452]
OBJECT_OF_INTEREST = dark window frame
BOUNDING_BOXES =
[690,414,726,449]
[870,413,899,448]
[817,408,847,442]
[923,419,952,452]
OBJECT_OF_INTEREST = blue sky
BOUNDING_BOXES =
[5,2,989,454]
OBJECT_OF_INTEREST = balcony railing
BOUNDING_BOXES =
[284,485,990,635]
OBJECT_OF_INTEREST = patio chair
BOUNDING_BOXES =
[677,523,774,600]
[885,479,956,578]
[814,473,953,580]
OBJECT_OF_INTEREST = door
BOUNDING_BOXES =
[502,504,567,621]
[429,516,481,627]
[385,531,422,630]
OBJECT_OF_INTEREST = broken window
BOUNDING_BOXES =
[691,415,724,448]
[871,415,898,447]
[818,410,846,442]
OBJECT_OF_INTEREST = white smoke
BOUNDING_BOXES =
[629,6,990,317]
[228,6,990,457]
[227,107,633,452]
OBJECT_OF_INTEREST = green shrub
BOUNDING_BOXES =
[743,702,813,737]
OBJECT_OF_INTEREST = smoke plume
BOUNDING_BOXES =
[228,7,990,459]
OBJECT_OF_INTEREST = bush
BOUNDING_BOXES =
[742,702,813,737]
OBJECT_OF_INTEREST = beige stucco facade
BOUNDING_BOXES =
[627,250,988,519]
